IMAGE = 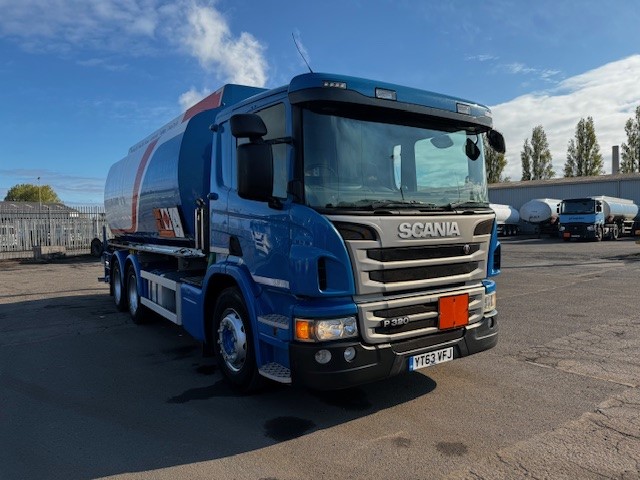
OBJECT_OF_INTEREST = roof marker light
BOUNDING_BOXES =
[457,103,471,115]
[375,88,397,100]
[323,81,347,89]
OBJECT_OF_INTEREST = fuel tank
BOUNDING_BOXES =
[104,84,264,245]
[489,203,519,225]
[519,198,560,224]
[595,196,639,221]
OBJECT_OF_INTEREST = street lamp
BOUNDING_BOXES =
[37,176,42,246]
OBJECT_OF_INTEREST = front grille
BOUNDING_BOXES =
[357,286,485,343]
[327,213,494,344]
[370,262,479,283]
[375,317,437,335]
[368,244,480,262]
[391,329,465,354]
[373,303,438,318]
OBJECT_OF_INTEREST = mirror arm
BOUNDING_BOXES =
[265,136,293,146]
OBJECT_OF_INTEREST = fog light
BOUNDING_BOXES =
[344,347,356,362]
[315,349,332,364]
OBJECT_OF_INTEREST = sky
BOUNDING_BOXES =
[1,0,639,205]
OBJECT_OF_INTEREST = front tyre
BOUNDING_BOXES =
[213,288,263,393]
[595,226,603,242]
[612,224,619,240]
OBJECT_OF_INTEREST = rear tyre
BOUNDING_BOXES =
[212,288,263,393]
[90,238,103,257]
[126,266,146,324]
[112,259,127,312]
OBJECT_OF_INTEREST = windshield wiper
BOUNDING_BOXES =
[447,201,490,211]
[332,199,440,210]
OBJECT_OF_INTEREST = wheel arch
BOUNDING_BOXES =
[202,265,261,354]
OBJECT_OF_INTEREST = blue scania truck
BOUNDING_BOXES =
[102,73,505,391]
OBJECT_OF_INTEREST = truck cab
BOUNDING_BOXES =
[558,198,602,241]
[103,73,505,391]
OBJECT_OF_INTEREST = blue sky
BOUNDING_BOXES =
[1,0,639,204]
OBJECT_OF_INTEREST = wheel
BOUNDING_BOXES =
[126,266,146,324]
[111,259,127,312]
[595,226,603,242]
[213,288,263,393]
[612,224,619,240]
[90,238,103,257]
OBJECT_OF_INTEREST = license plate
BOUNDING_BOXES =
[409,347,454,371]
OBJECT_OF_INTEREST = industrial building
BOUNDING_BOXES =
[488,147,640,234]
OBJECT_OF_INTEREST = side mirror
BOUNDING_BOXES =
[231,113,274,202]
[465,138,481,161]
[230,113,267,139]
[237,143,273,201]
[487,130,506,154]
[596,203,602,213]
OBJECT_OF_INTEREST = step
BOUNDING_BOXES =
[259,362,292,384]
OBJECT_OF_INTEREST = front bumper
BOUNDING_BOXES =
[561,224,597,240]
[289,315,498,390]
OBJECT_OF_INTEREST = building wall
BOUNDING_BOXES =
[489,174,640,209]
[488,173,640,234]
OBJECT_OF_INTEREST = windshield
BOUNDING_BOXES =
[302,109,489,210]
[561,200,595,215]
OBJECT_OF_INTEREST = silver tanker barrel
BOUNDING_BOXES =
[489,203,520,236]
[519,198,560,224]
[519,198,560,236]
[594,196,639,222]
[104,84,264,247]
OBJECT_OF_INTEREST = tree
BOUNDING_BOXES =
[620,106,640,173]
[563,116,603,177]
[4,183,61,203]
[521,139,532,181]
[483,134,507,183]
[521,125,554,180]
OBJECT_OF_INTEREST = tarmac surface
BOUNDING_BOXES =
[1,236,639,479]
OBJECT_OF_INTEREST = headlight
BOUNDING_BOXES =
[484,291,497,313]
[295,316,358,342]
[559,226,565,231]
[586,225,595,231]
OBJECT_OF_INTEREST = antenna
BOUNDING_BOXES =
[292,33,313,73]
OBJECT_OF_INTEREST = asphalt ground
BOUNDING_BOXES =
[1,236,639,479]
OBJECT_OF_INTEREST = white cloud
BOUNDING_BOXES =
[465,54,499,62]
[0,0,269,110]
[0,0,161,55]
[180,3,267,87]
[178,87,211,110]
[491,55,640,181]
[0,0,269,88]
